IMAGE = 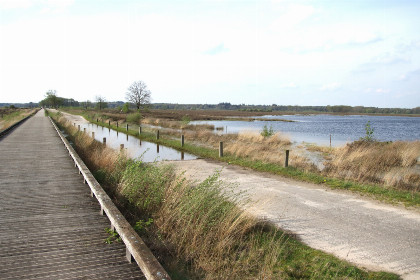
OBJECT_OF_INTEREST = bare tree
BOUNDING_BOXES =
[95,95,107,110]
[126,81,151,110]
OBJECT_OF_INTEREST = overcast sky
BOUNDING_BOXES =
[1,0,419,108]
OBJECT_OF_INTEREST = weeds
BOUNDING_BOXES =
[104,227,122,244]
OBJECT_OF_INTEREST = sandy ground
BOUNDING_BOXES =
[168,159,420,279]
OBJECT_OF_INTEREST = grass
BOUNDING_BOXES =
[0,108,37,130]
[51,113,400,280]
[59,108,420,207]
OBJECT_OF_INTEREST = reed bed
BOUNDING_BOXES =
[324,140,420,191]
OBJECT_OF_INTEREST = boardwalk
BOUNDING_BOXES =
[0,110,144,279]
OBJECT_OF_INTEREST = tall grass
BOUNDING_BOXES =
[324,140,420,191]
[51,114,399,280]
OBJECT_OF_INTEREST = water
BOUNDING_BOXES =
[192,115,420,146]
[76,123,196,162]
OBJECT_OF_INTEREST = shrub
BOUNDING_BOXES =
[260,124,274,137]
[126,112,142,123]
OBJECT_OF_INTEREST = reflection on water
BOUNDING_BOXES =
[75,123,196,162]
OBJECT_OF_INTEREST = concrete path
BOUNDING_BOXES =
[170,159,420,279]
[0,110,144,279]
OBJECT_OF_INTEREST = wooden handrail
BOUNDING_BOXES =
[49,116,171,280]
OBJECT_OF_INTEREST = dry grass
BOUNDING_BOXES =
[324,140,420,191]
[0,108,36,130]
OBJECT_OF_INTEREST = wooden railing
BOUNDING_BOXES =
[49,117,171,280]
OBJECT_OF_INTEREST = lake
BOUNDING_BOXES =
[192,114,420,146]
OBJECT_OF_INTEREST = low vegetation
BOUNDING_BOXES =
[0,107,37,130]
[51,112,399,279]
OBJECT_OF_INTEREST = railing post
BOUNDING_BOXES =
[285,150,289,167]
[156,130,160,140]
[103,137,106,146]
[219,141,223,157]
[116,122,119,128]
[78,125,80,131]
[83,128,86,133]
[181,134,184,147]
[126,124,129,131]
[92,132,95,138]
[139,126,142,135]
[108,120,110,126]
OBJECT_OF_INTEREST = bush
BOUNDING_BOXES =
[126,112,142,123]
[260,124,274,137]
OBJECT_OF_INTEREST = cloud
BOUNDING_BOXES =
[353,56,407,74]
[320,83,341,91]
[203,43,229,55]
[400,69,420,81]
[0,0,74,10]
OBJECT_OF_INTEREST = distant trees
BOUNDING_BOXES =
[40,90,63,108]
[126,81,151,110]
[95,95,108,110]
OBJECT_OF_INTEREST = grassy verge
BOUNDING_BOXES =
[51,111,399,280]
[71,110,420,208]
[0,108,37,130]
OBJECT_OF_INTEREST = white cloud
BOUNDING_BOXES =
[320,83,341,91]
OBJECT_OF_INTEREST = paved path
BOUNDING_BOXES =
[0,110,144,279]
[170,159,420,279]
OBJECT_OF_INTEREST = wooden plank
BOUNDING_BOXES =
[0,110,145,280]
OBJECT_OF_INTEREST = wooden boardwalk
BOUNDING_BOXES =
[0,111,144,279]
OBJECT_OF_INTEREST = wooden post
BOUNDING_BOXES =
[219,141,223,157]
[181,134,184,147]
[139,126,142,134]
[116,122,119,128]
[157,144,160,153]
[92,132,95,138]
[120,144,124,150]
[103,137,106,145]
[181,151,184,160]
[96,118,98,122]
[330,134,332,148]
[74,122,75,126]
[126,124,128,131]
[156,130,160,140]
[108,120,110,126]
[78,125,80,131]
[83,128,86,133]
[285,150,289,167]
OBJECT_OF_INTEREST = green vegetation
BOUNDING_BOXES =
[0,107,37,130]
[104,227,122,244]
[360,121,375,142]
[51,114,399,279]
[261,124,275,137]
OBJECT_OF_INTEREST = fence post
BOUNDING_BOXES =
[181,134,184,147]
[330,134,332,148]
[103,137,106,146]
[116,122,119,128]
[139,126,142,134]
[126,124,128,131]
[219,141,223,157]
[120,144,124,150]
[157,130,160,140]
[78,125,80,131]
[108,120,110,126]
[92,132,95,138]
[83,128,86,133]
[96,118,98,122]
[285,150,289,167]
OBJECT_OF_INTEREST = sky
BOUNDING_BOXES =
[0,0,419,108]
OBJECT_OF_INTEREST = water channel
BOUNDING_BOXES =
[73,122,196,162]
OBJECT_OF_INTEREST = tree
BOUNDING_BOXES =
[126,81,151,110]
[95,95,107,110]
[40,90,62,108]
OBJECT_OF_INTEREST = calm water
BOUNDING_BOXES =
[193,115,420,146]
[75,123,196,162]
